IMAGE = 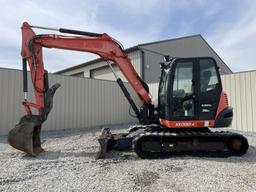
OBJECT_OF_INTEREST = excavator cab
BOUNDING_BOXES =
[158,57,232,128]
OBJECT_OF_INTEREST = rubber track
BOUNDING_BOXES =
[132,130,249,159]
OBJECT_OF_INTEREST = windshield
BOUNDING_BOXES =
[158,67,170,117]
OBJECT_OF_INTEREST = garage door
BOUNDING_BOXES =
[90,65,126,81]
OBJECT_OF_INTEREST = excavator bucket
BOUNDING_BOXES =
[8,83,60,156]
[8,116,43,156]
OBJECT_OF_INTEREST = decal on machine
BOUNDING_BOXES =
[175,122,195,127]
[201,104,212,107]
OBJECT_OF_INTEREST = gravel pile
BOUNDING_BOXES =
[0,126,256,192]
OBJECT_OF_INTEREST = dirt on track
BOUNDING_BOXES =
[0,127,256,192]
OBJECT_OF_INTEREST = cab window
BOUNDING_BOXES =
[199,59,220,92]
[172,61,194,117]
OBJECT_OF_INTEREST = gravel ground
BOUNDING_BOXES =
[0,125,256,192]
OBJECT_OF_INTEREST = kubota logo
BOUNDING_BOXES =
[175,122,195,127]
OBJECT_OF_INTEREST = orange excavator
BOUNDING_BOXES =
[8,22,248,158]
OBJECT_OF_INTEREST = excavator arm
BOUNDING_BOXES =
[8,22,153,156]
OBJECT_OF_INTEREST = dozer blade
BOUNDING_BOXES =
[8,116,44,156]
[96,127,134,159]
[96,128,112,159]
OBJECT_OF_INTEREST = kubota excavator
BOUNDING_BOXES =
[8,22,248,158]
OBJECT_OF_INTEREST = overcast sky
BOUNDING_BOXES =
[0,0,255,72]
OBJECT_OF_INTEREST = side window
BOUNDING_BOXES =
[200,59,220,92]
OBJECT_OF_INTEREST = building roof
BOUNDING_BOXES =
[55,34,232,74]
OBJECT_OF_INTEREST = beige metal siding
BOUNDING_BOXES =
[128,51,141,77]
[148,83,159,102]
[221,71,256,132]
[1,68,255,135]
[0,69,24,136]
[0,68,140,135]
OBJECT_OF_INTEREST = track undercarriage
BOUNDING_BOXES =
[97,125,249,159]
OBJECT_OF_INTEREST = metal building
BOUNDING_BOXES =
[56,35,232,83]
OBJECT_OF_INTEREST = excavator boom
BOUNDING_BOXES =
[21,22,151,108]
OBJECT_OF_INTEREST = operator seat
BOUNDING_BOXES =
[201,70,212,92]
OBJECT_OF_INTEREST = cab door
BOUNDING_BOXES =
[169,58,198,120]
[197,58,222,120]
